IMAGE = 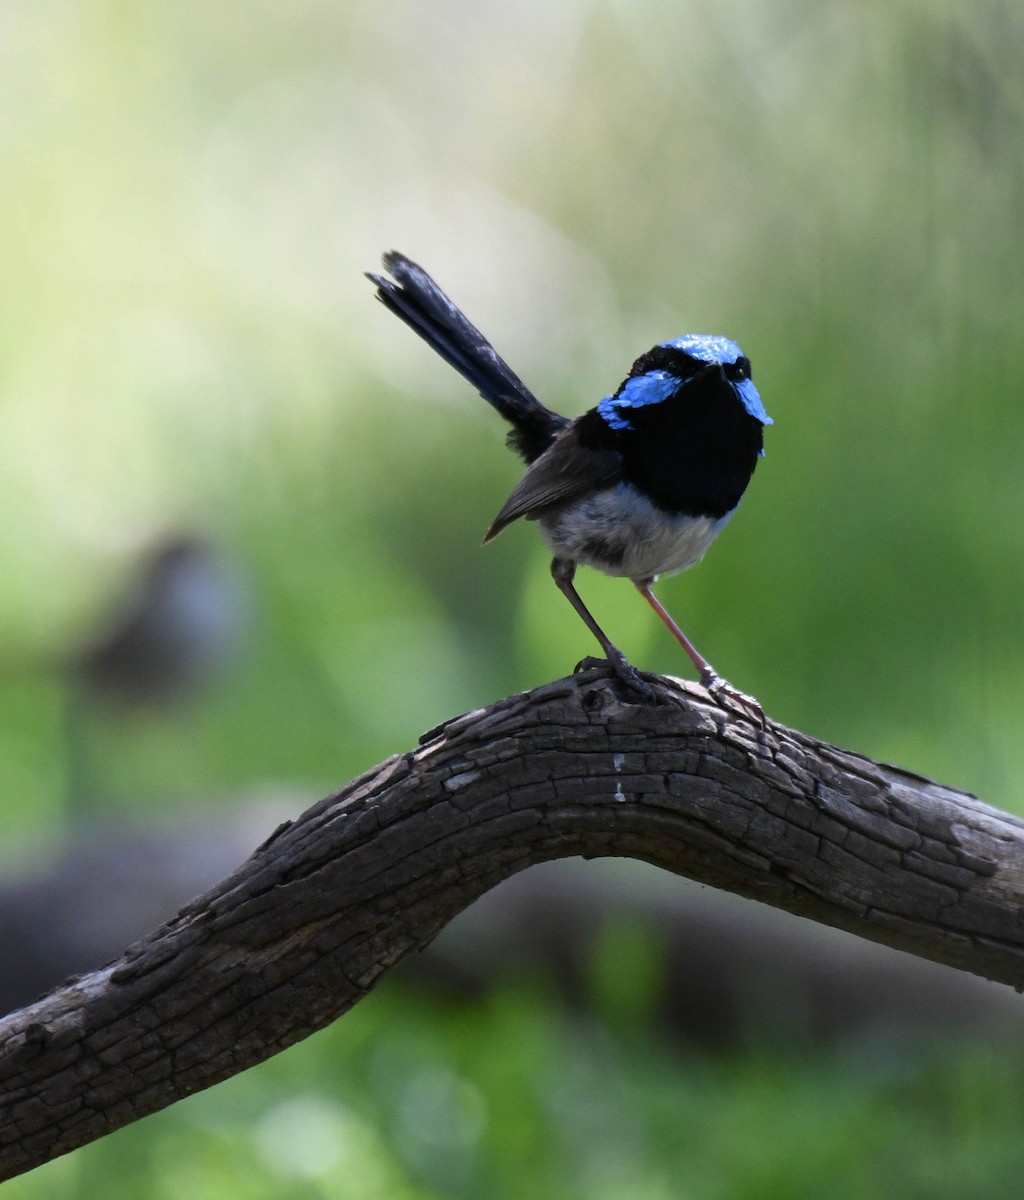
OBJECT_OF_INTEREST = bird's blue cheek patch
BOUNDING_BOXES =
[735,378,773,429]
[598,369,681,431]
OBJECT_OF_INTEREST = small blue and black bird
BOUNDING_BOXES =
[367,251,773,709]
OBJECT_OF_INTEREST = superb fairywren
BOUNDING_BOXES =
[367,252,773,709]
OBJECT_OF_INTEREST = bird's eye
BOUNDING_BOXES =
[727,356,751,382]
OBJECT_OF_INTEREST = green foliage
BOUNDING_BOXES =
[8,984,1024,1199]
[585,915,669,1035]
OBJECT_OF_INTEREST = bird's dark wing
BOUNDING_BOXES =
[367,252,568,463]
[484,426,622,541]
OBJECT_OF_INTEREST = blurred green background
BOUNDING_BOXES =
[4,0,1024,1195]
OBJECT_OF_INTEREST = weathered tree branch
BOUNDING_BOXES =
[2,666,1023,1180]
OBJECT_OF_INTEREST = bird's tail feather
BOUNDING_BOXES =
[368,251,566,462]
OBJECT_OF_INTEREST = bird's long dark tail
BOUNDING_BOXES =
[367,251,567,463]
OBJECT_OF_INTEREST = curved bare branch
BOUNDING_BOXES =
[2,666,1022,1180]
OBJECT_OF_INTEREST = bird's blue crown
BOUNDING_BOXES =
[598,334,773,436]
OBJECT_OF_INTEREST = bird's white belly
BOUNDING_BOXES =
[539,483,735,583]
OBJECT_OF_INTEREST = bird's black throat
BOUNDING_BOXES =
[577,370,764,519]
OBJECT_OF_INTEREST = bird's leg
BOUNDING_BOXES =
[634,581,714,680]
[634,581,764,722]
[551,558,654,700]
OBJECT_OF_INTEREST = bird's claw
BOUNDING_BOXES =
[700,670,765,726]
[606,649,658,702]
[573,653,657,702]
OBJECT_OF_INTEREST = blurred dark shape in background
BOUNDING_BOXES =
[71,535,249,709]
[414,861,1024,1051]
[0,809,274,1014]
[63,534,251,815]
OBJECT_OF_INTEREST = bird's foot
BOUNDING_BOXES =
[699,670,765,725]
[574,653,657,703]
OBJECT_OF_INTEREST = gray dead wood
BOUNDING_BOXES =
[2,666,1023,1180]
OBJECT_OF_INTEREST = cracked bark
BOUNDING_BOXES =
[2,666,1023,1181]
